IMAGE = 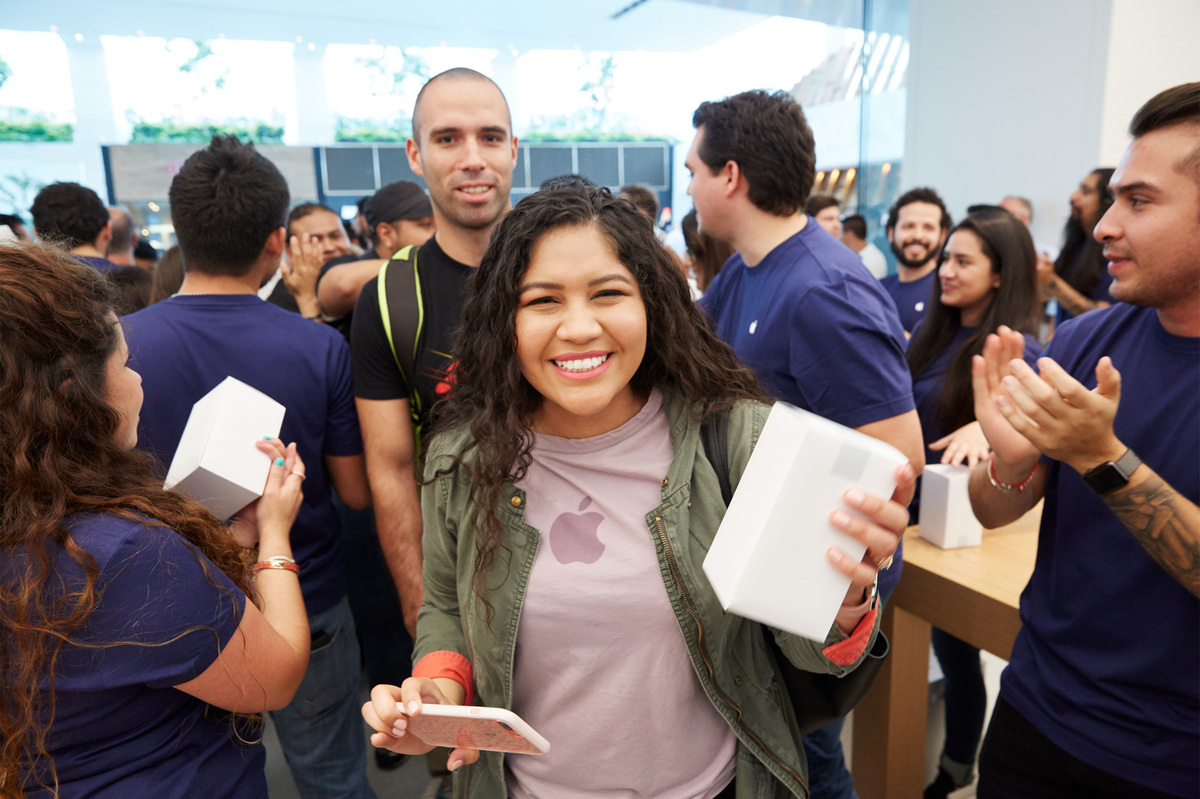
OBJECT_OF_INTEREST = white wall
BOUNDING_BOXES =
[904,0,1200,249]
[1098,0,1200,166]
[903,0,1112,248]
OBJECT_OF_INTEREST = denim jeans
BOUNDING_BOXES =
[931,627,986,768]
[270,596,376,799]
[803,570,902,799]
[337,498,414,688]
[803,718,859,799]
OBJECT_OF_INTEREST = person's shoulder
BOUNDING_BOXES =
[66,513,161,564]
[879,273,899,291]
[422,421,475,477]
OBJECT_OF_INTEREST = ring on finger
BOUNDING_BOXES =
[291,469,306,481]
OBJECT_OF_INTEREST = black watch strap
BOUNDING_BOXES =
[1082,448,1142,495]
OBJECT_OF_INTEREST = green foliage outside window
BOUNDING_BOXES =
[129,120,284,144]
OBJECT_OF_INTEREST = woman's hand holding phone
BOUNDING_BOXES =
[362,679,482,771]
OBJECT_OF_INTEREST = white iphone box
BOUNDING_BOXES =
[918,464,982,549]
[164,377,286,519]
[702,403,906,643]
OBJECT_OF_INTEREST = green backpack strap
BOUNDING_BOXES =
[376,244,425,439]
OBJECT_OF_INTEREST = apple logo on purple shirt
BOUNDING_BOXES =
[548,496,606,565]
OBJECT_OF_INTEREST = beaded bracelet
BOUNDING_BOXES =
[253,555,299,574]
[987,457,1037,493]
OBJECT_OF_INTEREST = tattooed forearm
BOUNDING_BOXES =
[1051,278,1097,318]
[1104,470,1200,597]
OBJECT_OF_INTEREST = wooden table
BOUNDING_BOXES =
[850,505,1041,799]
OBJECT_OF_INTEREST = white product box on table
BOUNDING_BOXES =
[702,403,907,643]
[164,376,286,519]
[918,464,982,549]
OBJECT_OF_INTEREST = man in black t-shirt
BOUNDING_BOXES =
[351,67,518,637]
[320,181,434,339]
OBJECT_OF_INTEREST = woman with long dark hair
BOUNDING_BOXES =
[361,186,913,798]
[906,208,1042,799]
[1,243,310,797]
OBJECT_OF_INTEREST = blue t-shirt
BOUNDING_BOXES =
[74,254,119,273]
[699,221,913,429]
[880,271,937,334]
[1001,304,1199,796]
[123,295,363,616]
[21,514,264,798]
[700,220,914,599]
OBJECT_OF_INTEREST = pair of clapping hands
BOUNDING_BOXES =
[931,326,1123,472]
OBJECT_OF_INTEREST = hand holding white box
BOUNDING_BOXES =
[164,376,286,519]
[918,464,982,549]
[702,403,907,642]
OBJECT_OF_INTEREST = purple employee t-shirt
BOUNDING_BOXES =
[20,514,263,798]
[123,295,363,616]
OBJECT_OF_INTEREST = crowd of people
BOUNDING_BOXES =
[1,67,1196,799]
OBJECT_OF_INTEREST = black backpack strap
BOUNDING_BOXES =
[700,409,733,506]
[377,244,424,432]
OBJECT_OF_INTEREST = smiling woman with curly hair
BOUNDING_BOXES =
[361,186,915,799]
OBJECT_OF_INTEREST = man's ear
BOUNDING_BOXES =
[406,138,425,178]
[722,160,741,199]
[263,226,287,258]
[887,227,895,245]
[96,219,113,249]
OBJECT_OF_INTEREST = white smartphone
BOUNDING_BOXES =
[399,703,550,755]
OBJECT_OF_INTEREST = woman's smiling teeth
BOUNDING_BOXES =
[554,354,609,372]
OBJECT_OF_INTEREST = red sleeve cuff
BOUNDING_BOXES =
[413,650,475,707]
[822,606,878,666]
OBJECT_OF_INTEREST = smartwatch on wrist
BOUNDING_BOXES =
[1082,448,1142,495]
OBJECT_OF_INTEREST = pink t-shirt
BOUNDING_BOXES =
[509,390,736,798]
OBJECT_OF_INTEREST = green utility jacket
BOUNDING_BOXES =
[416,390,881,798]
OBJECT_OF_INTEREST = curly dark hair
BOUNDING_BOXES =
[29,182,110,250]
[692,90,816,216]
[0,242,254,795]
[907,207,1039,432]
[432,186,769,618]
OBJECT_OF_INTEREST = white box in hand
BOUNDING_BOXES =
[164,376,286,519]
[702,403,907,642]
[918,464,982,549]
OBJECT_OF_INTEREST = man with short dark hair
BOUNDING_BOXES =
[840,213,887,279]
[806,194,843,239]
[970,82,1199,799]
[107,206,139,267]
[30,181,115,271]
[123,136,375,799]
[689,89,923,799]
[318,180,435,329]
[881,187,952,332]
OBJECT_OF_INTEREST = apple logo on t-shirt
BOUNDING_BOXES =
[549,497,605,565]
